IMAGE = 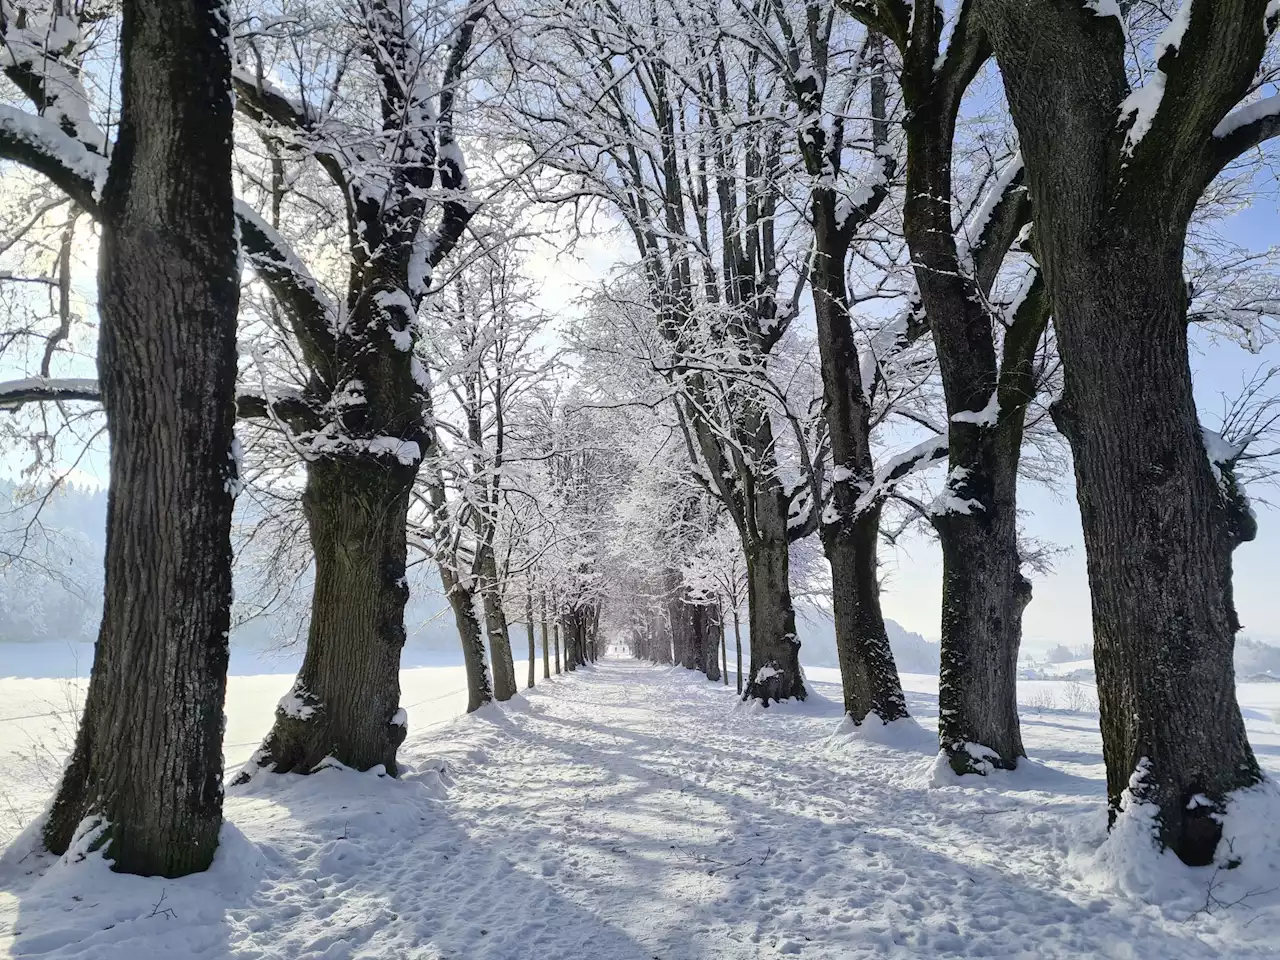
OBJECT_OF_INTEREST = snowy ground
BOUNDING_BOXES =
[2,658,1280,959]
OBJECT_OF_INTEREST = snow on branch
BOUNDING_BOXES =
[235,200,338,354]
[0,105,105,212]
[956,152,1024,276]
[1210,94,1280,175]
[1117,0,1194,156]
[854,435,949,516]
[0,377,99,409]
[231,67,316,130]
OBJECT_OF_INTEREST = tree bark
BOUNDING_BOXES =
[540,589,551,680]
[445,570,491,713]
[742,505,806,703]
[244,459,412,776]
[478,545,517,700]
[823,508,909,723]
[526,591,536,688]
[43,0,239,877]
[732,607,743,695]
[554,617,562,674]
[1051,231,1257,861]
[934,448,1030,772]
[700,603,722,682]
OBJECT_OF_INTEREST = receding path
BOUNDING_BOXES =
[3,659,1278,958]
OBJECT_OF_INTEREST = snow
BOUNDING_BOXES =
[955,153,1023,270]
[950,391,1000,427]
[1159,1,1195,54]
[0,378,99,407]
[0,105,108,197]
[1213,93,1280,139]
[3,658,1280,957]
[276,680,317,720]
[367,436,422,465]
[410,357,432,391]
[1083,0,1122,17]
[386,323,413,352]
[1202,425,1249,482]
[1119,2,1194,155]
[928,465,984,516]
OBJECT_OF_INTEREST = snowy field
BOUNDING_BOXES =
[1,658,1280,959]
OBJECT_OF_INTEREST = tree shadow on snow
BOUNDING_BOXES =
[2,759,662,960]
[436,662,1238,959]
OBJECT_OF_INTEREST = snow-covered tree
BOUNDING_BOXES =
[973,0,1279,863]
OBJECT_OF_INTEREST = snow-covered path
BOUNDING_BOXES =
[3,659,1280,958]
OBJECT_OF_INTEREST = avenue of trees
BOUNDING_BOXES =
[0,0,1277,876]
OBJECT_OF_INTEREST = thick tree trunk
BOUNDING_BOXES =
[892,55,1048,772]
[43,0,239,878]
[444,570,491,713]
[665,569,696,670]
[554,618,562,674]
[975,0,1264,863]
[245,459,413,776]
[540,590,551,680]
[477,547,516,700]
[732,608,743,695]
[562,613,576,671]
[935,450,1029,772]
[742,502,806,703]
[1051,236,1258,863]
[701,604,722,682]
[823,508,909,723]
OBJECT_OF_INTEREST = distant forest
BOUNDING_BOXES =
[5,481,1276,680]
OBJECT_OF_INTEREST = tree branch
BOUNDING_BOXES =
[0,377,99,409]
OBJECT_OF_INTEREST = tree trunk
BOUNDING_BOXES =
[478,546,516,700]
[540,589,551,680]
[562,612,576,671]
[935,447,1029,773]
[665,569,696,670]
[526,591,536,688]
[732,608,743,695]
[823,508,909,723]
[444,569,491,713]
[701,604,722,682]
[1051,234,1258,862]
[897,64,1043,772]
[742,504,806,703]
[245,459,413,776]
[554,618,562,674]
[720,615,728,686]
[44,0,239,877]
[424,454,490,713]
[808,180,907,724]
